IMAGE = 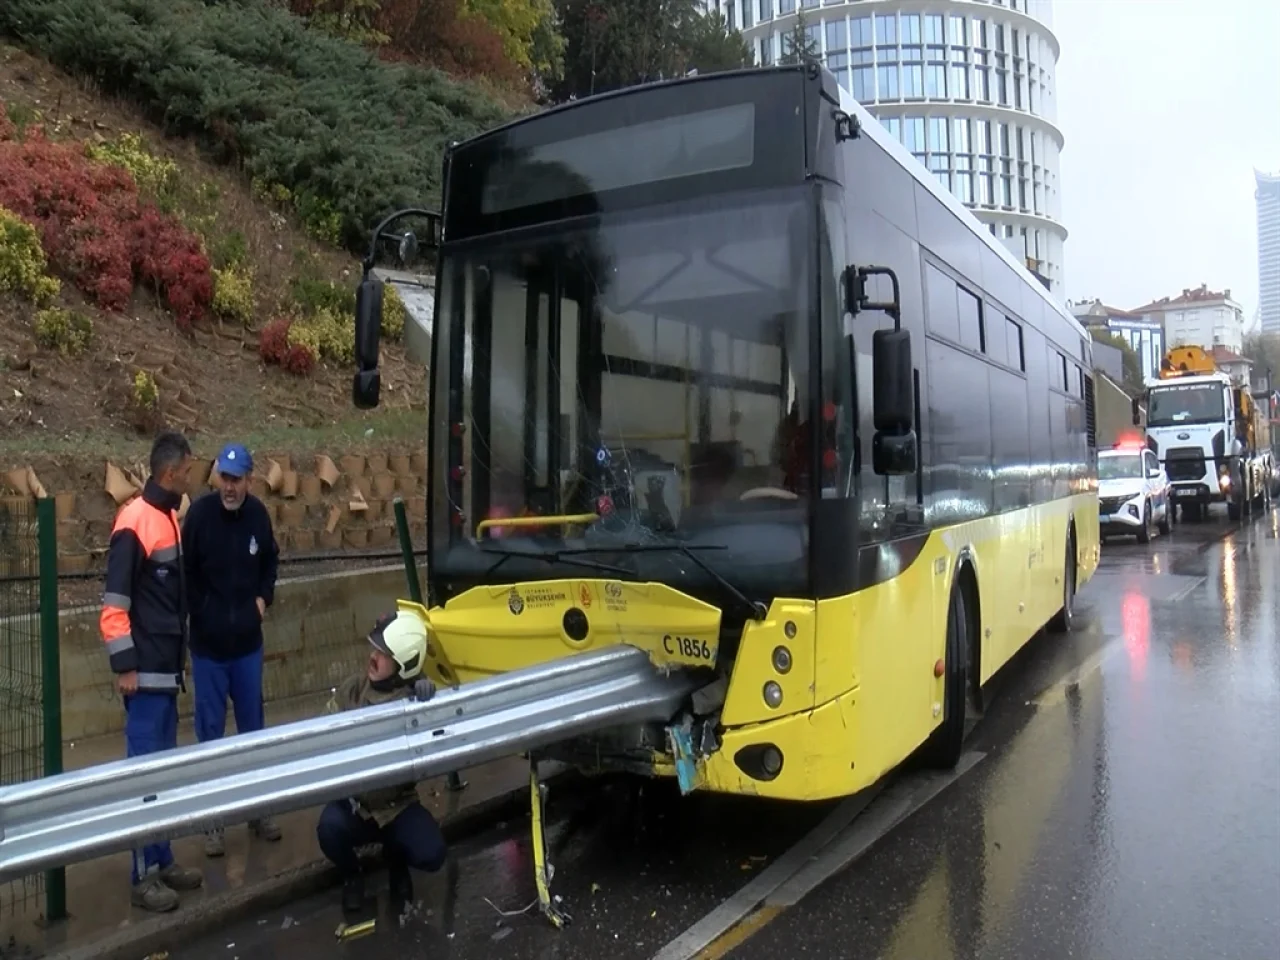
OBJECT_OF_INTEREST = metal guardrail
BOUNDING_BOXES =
[0,645,697,881]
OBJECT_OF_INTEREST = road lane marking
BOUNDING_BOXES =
[689,906,782,960]
[649,785,885,960]
[1163,575,1206,605]
[1033,640,1121,707]
[653,751,985,960]
[767,751,985,908]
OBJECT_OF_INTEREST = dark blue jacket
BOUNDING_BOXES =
[181,491,279,661]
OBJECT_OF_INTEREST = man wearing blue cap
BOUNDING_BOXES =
[182,442,283,856]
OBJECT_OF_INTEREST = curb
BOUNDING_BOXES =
[47,773,574,960]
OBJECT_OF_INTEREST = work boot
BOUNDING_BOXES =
[159,862,204,891]
[388,864,414,917]
[342,874,366,914]
[249,817,282,842]
[204,828,225,858]
[131,874,179,913]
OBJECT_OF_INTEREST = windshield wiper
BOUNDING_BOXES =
[563,543,767,622]
[478,546,633,579]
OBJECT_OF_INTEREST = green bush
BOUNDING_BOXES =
[132,370,159,409]
[84,132,179,200]
[290,274,354,317]
[0,206,60,305]
[210,230,249,269]
[33,306,93,355]
[0,0,510,254]
[287,307,353,365]
[382,282,407,341]
[212,265,255,325]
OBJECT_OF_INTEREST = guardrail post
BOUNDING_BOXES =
[36,496,66,923]
[392,497,423,605]
[391,497,465,792]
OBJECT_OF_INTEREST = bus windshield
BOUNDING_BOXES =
[1147,383,1225,426]
[430,187,815,602]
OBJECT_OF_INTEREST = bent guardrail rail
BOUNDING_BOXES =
[0,645,696,881]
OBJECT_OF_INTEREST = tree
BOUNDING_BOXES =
[780,8,820,65]
[553,0,739,101]
[1090,328,1145,396]
[463,0,564,77]
[1243,331,1280,390]
[684,11,753,75]
[287,0,390,45]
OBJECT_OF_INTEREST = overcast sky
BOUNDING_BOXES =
[1054,0,1279,327]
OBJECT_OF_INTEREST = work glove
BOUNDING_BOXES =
[412,677,436,702]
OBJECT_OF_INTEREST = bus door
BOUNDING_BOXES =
[509,269,589,526]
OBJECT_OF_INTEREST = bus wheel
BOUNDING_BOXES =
[1047,531,1076,634]
[922,579,968,770]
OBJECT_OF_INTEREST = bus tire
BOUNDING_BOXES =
[1047,529,1076,634]
[921,578,969,770]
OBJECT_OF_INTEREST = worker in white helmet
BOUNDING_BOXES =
[315,611,444,917]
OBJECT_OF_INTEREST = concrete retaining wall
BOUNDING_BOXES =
[57,565,405,742]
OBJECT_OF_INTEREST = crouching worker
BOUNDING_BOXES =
[317,611,446,915]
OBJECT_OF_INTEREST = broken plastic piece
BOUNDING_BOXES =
[668,725,697,795]
[335,919,376,941]
[529,763,570,928]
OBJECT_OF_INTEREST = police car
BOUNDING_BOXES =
[1098,441,1173,543]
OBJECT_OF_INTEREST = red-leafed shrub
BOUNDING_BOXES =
[133,209,214,327]
[0,109,213,329]
[259,315,317,376]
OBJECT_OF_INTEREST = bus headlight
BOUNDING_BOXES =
[761,746,783,777]
[772,646,792,674]
[763,681,783,709]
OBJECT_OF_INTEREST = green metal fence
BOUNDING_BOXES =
[0,495,65,924]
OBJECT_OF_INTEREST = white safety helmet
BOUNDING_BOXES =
[367,611,428,682]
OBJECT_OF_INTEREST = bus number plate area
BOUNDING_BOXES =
[663,634,714,663]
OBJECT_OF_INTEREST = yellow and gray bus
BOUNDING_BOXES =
[351,62,1099,802]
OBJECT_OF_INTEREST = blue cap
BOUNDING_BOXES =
[215,443,253,478]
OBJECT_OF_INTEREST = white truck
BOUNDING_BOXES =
[1139,345,1272,522]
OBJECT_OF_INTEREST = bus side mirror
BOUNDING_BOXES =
[1131,396,1141,426]
[352,274,384,410]
[871,328,917,476]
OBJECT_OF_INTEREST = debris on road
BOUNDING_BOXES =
[334,919,376,942]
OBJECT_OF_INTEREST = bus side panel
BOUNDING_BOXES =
[711,493,1090,801]
[813,533,949,786]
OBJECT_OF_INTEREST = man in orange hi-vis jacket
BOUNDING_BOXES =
[100,430,205,913]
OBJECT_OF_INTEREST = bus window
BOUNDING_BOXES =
[1006,317,1024,371]
[924,263,959,342]
[957,285,984,354]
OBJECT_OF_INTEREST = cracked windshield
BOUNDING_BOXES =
[433,188,815,597]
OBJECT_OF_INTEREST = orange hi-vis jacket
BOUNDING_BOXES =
[99,478,190,693]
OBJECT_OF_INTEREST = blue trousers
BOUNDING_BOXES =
[316,801,447,878]
[191,648,265,742]
[124,692,178,884]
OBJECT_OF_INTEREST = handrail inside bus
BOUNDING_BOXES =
[476,513,600,539]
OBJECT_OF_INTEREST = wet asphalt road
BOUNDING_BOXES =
[176,506,1280,960]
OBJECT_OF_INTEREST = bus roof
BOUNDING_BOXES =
[446,64,1087,347]
[447,65,789,149]
[830,79,1087,347]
